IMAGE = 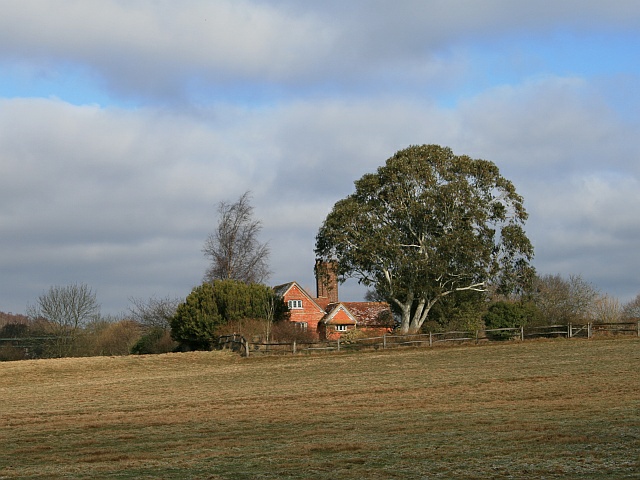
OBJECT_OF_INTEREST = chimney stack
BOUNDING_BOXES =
[315,260,339,303]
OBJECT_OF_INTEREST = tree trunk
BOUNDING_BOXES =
[398,296,438,334]
[409,298,427,333]
[393,293,414,334]
[398,307,412,334]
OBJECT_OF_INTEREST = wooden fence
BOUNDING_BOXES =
[219,321,640,357]
[3,322,636,359]
[216,333,250,356]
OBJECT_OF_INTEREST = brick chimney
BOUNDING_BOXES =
[315,259,339,303]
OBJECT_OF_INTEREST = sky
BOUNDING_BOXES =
[1,0,639,315]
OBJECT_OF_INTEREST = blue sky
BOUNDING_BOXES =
[1,1,639,315]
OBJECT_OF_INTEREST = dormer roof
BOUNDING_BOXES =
[321,303,357,325]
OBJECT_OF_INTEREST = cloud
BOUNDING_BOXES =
[0,1,336,100]
[3,66,640,311]
[0,2,639,313]
[0,98,268,312]
[452,76,639,176]
[2,1,639,103]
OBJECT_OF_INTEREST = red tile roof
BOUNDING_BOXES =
[274,281,395,329]
[341,302,395,328]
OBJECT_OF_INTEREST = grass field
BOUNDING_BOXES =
[1,338,638,479]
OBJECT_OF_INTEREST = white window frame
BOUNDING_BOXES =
[294,322,308,331]
[335,325,348,332]
[288,300,303,309]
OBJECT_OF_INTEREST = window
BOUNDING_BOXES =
[335,325,348,332]
[294,322,308,331]
[288,300,303,309]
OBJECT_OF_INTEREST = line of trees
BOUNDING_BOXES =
[2,272,637,361]
[4,147,640,361]
[481,274,640,334]
[413,274,640,335]
[0,302,142,361]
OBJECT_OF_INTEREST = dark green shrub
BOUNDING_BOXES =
[0,324,30,361]
[170,281,288,351]
[422,291,487,333]
[170,283,222,351]
[131,327,177,355]
[484,301,540,339]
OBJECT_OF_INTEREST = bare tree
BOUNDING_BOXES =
[262,294,278,343]
[128,295,180,330]
[203,191,270,284]
[27,283,100,357]
[622,293,640,320]
[593,294,621,324]
[532,274,599,324]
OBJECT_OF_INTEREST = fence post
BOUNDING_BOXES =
[520,326,524,341]
[475,330,478,344]
[337,337,340,351]
[568,323,572,338]
[588,323,592,338]
[637,320,640,337]
[429,332,433,347]
[383,334,386,349]
[292,340,296,354]
[245,338,250,358]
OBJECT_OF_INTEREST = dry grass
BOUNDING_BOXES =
[1,338,638,479]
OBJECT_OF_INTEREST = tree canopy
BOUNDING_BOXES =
[203,191,270,284]
[315,144,534,333]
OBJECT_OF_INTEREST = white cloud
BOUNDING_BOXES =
[533,173,640,248]
[449,76,638,183]
[3,68,640,311]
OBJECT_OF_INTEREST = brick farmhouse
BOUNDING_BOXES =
[274,261,395,340]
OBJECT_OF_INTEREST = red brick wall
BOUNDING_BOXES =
[324,326,353,341]
[315,260,339,303]
[324,325,393,341]
[282,284,325,337]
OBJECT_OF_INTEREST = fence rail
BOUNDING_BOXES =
[3,321,637,360]
[220,321,640,357]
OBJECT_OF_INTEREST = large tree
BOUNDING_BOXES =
[315,144,534,334]
[203,191,270,284]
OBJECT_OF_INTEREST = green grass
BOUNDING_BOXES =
[1,338,639,479]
